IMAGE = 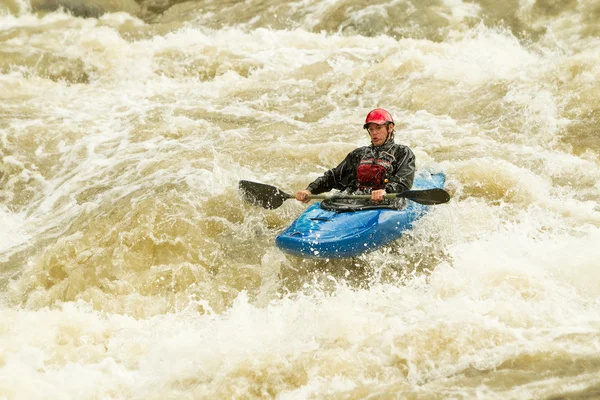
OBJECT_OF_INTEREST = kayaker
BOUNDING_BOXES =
[295,108,415,203]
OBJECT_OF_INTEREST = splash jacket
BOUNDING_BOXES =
[306,139,415,195]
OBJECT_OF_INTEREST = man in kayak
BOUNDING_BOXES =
[295,108,415,203]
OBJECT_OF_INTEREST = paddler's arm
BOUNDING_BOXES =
[295,151,357,203]
[385,146,416,193]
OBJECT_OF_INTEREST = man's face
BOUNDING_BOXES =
[366,123,393,146]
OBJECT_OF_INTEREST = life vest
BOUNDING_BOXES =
[357,157,391,190]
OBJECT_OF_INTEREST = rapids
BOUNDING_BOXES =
[1,0,599,398]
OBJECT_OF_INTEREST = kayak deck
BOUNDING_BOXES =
[275,172,445,259]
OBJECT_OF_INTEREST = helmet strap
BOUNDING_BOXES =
[383,123,394,145]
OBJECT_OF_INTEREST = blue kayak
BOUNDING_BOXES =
[275,172,446,259]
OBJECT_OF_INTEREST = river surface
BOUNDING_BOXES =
[1,0,600,398]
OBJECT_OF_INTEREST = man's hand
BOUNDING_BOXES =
[295,190,312,203]
[371,189,385,202]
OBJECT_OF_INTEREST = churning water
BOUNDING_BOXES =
[1,0,599,398]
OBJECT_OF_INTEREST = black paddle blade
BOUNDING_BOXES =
[239,180,293,209]
[400,188,451,205]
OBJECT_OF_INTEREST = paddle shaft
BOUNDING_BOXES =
[306,193,399,200]
[302,188,450,205]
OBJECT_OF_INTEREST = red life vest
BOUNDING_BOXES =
[357,158,391,190]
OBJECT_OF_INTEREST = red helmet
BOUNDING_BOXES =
[363,108,394,129]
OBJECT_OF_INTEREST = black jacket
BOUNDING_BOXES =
[306,139,415,195]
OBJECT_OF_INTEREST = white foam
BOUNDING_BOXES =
[0,206,29,254]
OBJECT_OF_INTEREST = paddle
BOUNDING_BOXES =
[239,180,450,209]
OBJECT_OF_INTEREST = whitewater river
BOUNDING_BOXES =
[1,0,599,398]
